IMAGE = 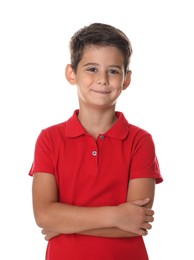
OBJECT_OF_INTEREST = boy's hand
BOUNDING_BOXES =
[41,229,60,241]
[115,198,154,236]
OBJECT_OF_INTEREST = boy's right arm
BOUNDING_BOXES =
[32,173,153,237]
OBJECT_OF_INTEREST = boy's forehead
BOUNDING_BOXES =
[83,43,114,50]
[82,44,123,57]
[80,45,125,67]
[82,44,104,52]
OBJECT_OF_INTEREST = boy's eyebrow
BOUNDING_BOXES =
[83,63,122,69]
[83,63,99,67]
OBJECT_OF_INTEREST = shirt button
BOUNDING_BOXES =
[92,151,97,156]
[99,135,104,140]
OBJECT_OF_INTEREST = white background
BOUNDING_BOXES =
[0,0,193,259]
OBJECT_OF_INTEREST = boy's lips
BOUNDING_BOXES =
[91,89,111,94]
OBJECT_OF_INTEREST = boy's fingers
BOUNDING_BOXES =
[41,229,46,235]
[132,198,150,207]
[145,215,154,223]
[146,208,155,216]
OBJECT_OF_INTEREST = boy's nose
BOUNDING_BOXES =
[97,73,109,85]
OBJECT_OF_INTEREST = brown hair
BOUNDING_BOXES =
[69,23,132,74]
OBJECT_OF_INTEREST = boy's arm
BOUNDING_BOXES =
[32,173,154,238]
[32,173,114,233]
[77,177,155,238]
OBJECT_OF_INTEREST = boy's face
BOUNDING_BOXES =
[66,45,131,110]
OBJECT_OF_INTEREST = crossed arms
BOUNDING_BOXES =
[32,173,155,240]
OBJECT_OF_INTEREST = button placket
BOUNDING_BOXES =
[87,137,99,175]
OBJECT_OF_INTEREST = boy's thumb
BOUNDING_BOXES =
[132,198,150,207]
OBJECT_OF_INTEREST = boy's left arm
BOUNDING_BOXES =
[126,177,155,208]
[42,178,155,240]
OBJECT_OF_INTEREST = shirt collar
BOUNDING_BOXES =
[65,110,129,140]
[65,110,86,137]
[106,111,129,139]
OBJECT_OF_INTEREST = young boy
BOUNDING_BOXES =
[29,23,163,260]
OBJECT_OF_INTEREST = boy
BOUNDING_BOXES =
[29,23,163,259]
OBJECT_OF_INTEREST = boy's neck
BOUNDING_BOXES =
[77,107,117,139]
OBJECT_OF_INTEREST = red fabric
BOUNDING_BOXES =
[29,110,163,260]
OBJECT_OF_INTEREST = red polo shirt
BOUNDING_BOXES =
[29,110,163,260]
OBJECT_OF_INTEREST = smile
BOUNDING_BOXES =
[91,89,111,94]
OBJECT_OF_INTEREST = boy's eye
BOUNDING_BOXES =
[87,67,97,72]
[109,69,119,74]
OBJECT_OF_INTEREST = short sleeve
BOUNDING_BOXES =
[129,134,163,184]
[29,130,55,176]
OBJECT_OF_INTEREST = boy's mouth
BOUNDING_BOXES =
[91,89,111,94]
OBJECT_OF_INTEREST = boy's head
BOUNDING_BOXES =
[69,23,132,74]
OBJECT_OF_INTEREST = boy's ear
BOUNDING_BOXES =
[123,70,132,90]
[65,64,76,85]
